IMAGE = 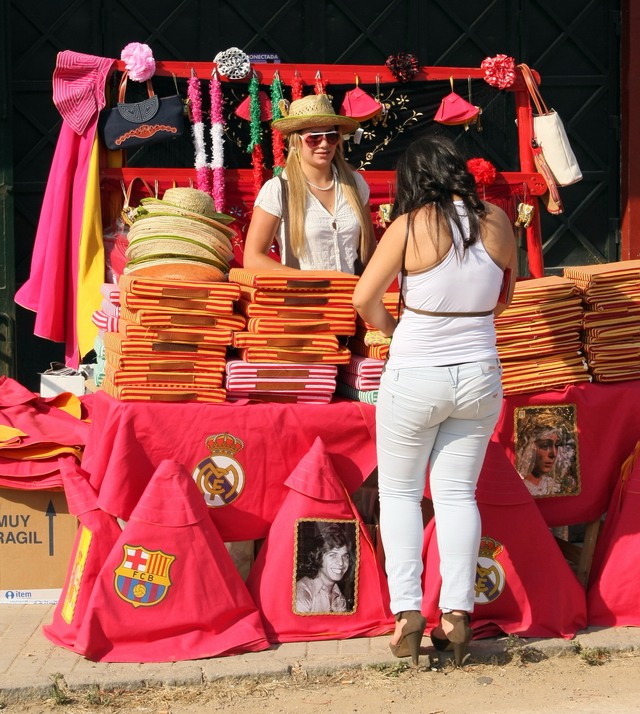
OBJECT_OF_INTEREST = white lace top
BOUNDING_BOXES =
[253,169,370,273]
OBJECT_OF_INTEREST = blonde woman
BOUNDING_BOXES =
[244,94,375,273]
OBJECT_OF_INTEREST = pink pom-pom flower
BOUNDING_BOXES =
[481,54,516,90]
[121,42,156,82]
[467,158,496,186]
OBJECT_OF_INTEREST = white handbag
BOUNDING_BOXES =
[519,64,582,187]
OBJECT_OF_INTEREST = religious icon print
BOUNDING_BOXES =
[514,404,580,498]
[293,519,358,616]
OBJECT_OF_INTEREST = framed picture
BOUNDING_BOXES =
[514,404,581,498]
[293,519,358,615]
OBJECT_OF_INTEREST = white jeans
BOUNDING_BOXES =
[376,360,502,614]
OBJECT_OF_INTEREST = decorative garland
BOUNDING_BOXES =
[314,70,328,95]
[270,72,286,176]
[247,72,265,198]
[481,54,516,89]
[209,69,226,212]
[187,72,211,194]
[291,70,304,101]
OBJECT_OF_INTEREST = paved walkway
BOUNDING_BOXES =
[1,604,638,704]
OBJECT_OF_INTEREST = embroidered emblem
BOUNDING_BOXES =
[118,95,160,123]
[61,526,92,624]
[114,124,178,145]
[474,536,506,604]
[114,545,175,608]
[192,433,246,508]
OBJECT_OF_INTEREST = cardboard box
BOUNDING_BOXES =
[0,489,78,601]
[40,373,86,398]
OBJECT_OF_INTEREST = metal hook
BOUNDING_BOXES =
[354,73,360,87]
[211,66,218,79]
[190,67,197,78]
[315,70,322,79]
[273,69,280,81]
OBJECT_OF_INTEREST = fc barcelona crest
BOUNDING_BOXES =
[114,544,175,608]
[474,536,506,605]
[192,433,246,508]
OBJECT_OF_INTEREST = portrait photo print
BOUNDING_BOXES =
[293,519,358,615]
[514,404,581,498]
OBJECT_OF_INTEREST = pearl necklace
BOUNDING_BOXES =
[306,177,335,192]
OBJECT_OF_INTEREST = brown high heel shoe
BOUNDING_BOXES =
[440,612,472,666]
[389,611,426,666]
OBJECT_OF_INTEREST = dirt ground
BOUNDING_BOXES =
[3,650,640,714]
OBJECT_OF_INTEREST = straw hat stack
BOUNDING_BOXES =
[125,188,237,283]
[225,268,359,404]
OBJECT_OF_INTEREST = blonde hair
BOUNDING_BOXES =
[284,132,375,269]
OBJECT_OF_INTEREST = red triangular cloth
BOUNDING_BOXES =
[246,436,393,642]
[43,463,122,649]
[421,440,586,639]
[587,443,640,625]
[73,459,269,661]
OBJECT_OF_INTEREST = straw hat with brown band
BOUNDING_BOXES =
[141,187,235,224]
[271,94,360,136]
[134,201,237,239]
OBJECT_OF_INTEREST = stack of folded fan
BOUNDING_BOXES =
[494,276,590,395]
[563,260,640,382]
[93,283,122,387]
[336,289,399,403]
[100,275,246,403]
[336,355,385,405]
[226,269,359,404]
[348,289,400,363]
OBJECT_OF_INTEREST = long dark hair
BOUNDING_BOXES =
[392,134,486,252]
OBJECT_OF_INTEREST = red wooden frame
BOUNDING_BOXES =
[101,61,546,276]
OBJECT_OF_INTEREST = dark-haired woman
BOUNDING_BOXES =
[353,135,516,666]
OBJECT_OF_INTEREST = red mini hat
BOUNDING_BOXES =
[339,85,383,122]
[434,79,480,127]
[235,91,272,122]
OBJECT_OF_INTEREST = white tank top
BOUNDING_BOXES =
[386,203,503,369]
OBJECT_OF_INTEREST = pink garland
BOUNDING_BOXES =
[209,72,226,213]
[481,54,516,90]
[187,75,211,194]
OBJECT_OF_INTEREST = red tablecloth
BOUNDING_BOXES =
[495,380,640,527]
[83,379,640,540]
[82,391,377,541]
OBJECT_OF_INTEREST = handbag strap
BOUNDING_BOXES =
[517,64,549,117]
[117,70,155,104]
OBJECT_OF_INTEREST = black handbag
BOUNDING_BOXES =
[98,70,184,150]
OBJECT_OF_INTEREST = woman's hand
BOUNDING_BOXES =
[352,215,407,336]
[243,206,300,272]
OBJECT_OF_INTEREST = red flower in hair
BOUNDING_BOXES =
[467,158,496,186]
[481,54,516,90]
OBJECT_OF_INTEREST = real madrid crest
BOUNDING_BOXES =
[192,433,246,508]
[474,536,506,604]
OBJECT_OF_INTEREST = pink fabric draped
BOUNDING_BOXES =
[15,121,96,365]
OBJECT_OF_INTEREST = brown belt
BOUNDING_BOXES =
[403,305,494,317]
